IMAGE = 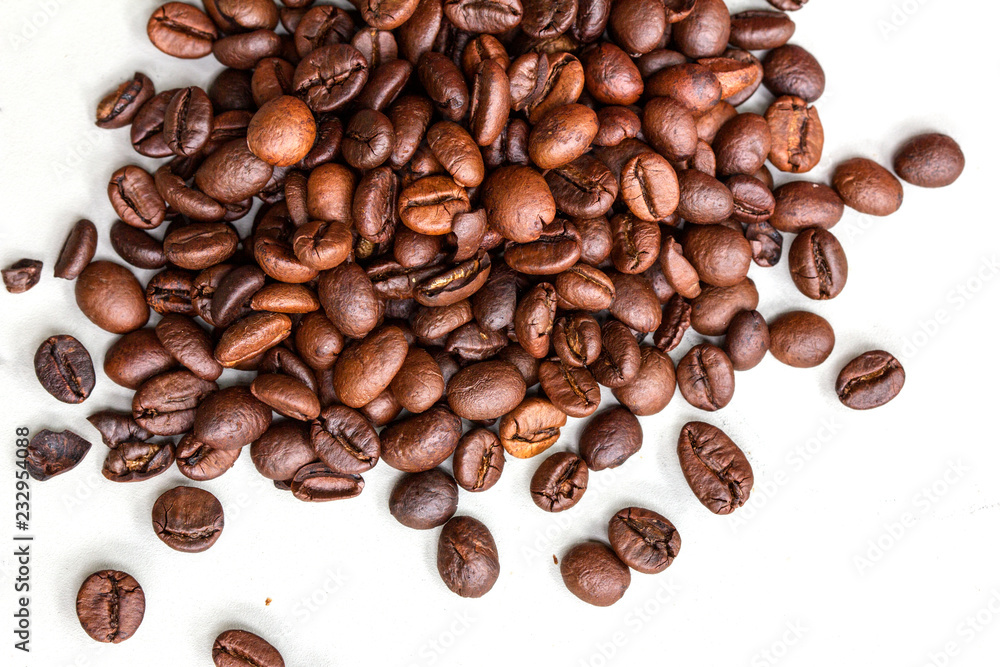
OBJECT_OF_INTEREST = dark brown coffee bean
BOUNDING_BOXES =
[836,350,906,410]
[539,361,601,418]
[612,345,676,416]
[305,406,377,476]
[212,630,284,667]
[545,155,617,219]
[151,486,224,553]
[499,396,566,459]
[724,310,770,372]
[678,421,753,514]
[163,223,238,271]
[690,277,759,337]
[390,347,445,413]
[608,271,661,333]
[77,261,150,333]
[332,326,409,408]
[155,314,222,381]
[893,133,964,188]
[437,515,500,598]
[555,263,615,312]
[175,433,240,481]
[251,421,316,481]
[730,10,796,50]
[552,312,602,368]
[468,59,511,147]
[251,374,321,421]
[26,429,91,481]
[594,106,641,147]
[417,51,469,121]
[832,157,904,217]
[163,87,213,157]
[768,310,835,368]
[713,114,772,177]
[398,175,471,236]
[447,360,527,420]
[528,103,599,170]
[590,320,641,388]
[102,441,176,483]
[682,224,751,288]
[109,221,167,270]
[86,411,152,448]
[147,3,218,59]
[609,213,661,275]
[608,507,680,574]
[212,29,283,69]
[560,542,630,607]
[642,96,697,162]
[76,570,145,643]
[513,282,556,358]
[766,95,823,174]
[745,221,783,267]
[195,139,274,204]
[453,428,505,492]
[381,405,462,473]
[530,451,588,513]
[291,463,364,502]
[677,343,735,411]
[481,165,556,243]
[505,219,582,275]
[654,293,692,352]
[109,166,166,229]
[580,407,642,471]
[193,386,272,450]
[96,72,155,129]
[131,369,216,436]
[389,468,459,529]
[34,335,95,404]
[771,181,843,232]
[676,169,734,225]
[619,154,679,224]
[788,228,848,300]
[215,312,293,368]
[2,259,42,293]
[104,329,176,390]
[763,44,824,102]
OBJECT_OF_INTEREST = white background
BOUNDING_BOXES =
[2,1,999,666]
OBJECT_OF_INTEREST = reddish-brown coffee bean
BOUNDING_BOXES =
[539,360,601,418]
[389,468,459,529]
[147,3,218,59]
[893,133,965,188]
[677,421,753,514]
[481,165,556,243]
[730,10,796,50]
[530,451,588,513]
[514,283,558,358]
[390,347,445,414]
[724,310,770,371]
[132,369,218,436]
[332,326,409,408]
[76,261,149,334]
[768,310,835,368]
[763,44,825,102]
[682,224,751,288]
[76,570,146,643]
[96,72,155,129]
[832,158,904,217]
[453,428,505,492]
[580,407,642,471]
[836,350,906,410]
[436,516,501,599]
[499,396,567,459]
[608,271,662,333]
[380,405,463,472]
[215,312,293,368]
[155,314,222,381]
[560,542,630,607]
[690,277,759,336]
[766,95,823,174]
[447,360,527,421]
[193,385,273,450]
[54,219,98,280]
[195,139,274,204]
[771,181,844,232]
[654,293,692,352]
[251,420,317,481]
[612,345,676,416]
[788,228,848,300]
[528,104,599,171]
[248,96,317,167]
[104,329,177,390]
[676,343,734,411]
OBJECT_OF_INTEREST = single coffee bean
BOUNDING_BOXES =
[195,139,275,204]
[248,96,318,167]
[763,44,824,102]
[215,312,293,368]
[788,227,848,300]
[163,223,239,270]
[163,87,213,157]
[34,335,95,404]
[447,360,527,420]
[213,629,284,667]
[590,320,641,388]
[555,263,615,312]
[109,221,167,270]
[766,95,823,173]
[654,293,692,353]
[87,411,152,447]
[332,326,409,408]
[545,154,618,219]
[768,310,835,368]
[175,433,241,481]
[836,350,905,410]
[444,0,523,34]
[678,421,753,514]
[619,154,679,223]
[76,261,150,334]
[659,236,700,299]
[389,347,445,414]
[96,72,155,129]
[530,451,588,513]
[893,133,964,188]
[676,169,734,225]
[155,314,223,381]
[504,218,582,275]
[291,463,364,502]
[608,507,680,574]
[76,570,145,643]
[193,386,273,450]
[151,486,224,553]
[380,405,462,472]
[580,407,642,471]
[102,440,176,482]
[481,165,556,243]
[676,343,735,411]
[389,468,459,529]
[132,369,217,436]
[2,259,43,293]
[539,360,601,418]
[730,10,796,50]
[690,278,759,336]
[437,516,501,598]
[499,396,567,459]
[54,219,98,280]
[608,271,662,333]
[560,542,630,607]
[398,175,471,236]
[832,157,904,216]
[251,373,321,421]
[528,104,599,170]
[724,310,770,371]
[251,420,316,481]
[310,405,380,474]
[612,345,676,416]
[514,283,558,358]
[26,429,91,481]
[108,166,166,229]
[147,2,218,59]
[453,428,505,492]
[104,328,176,390]
[682,224,751,288]
[552,312,602,367]
[771,181,843,232]
[727,174,775,223]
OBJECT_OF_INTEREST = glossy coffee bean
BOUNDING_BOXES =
[212,630,284,667]
[770,181,843,232]
[54,219,98,280]
[832,158,904,217]
[104,329,177,390]
[768,310,835,368]
[677,343,735,411]
[34,335,95,404]
[214,312,293,368]
[788,228,848,300]
[724,310,770,372]
[175,433,240,481]
[147,3,217,59]
[763,44,824,102]
[682,224,751,288]
[678,421,753,514]
[310,405,380,474]
[193,386,272,450]
[560,542,630,607]
[579,407,642,471]
[893,133,964,188]
[499,396,566,459]
[389,468,459,529]
[619,154,679,223]
[109,166,166,229]
[110,221,167,270]
[612,345,676,416]
[251,374,321,421]
[26,429,92,481]
[447,360,527,421]
[608,507,680,574]
[76,570,145,643]
[151,486,224,553]
[332,326,409,408]
[766,95,823,174]
[453,428,505,492]
[248,96,317,167]
[836,350,905,410]
[291,463,364,502]
[437,516,501,598]
[530,451,588,513]
[539,361,601,418]
[251,421,316,481]
[380,405,462,473]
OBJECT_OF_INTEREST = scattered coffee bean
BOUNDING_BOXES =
[26,429,92,481]
[677,421,753,514]
[76,570,145,643]
[213,629,284,667]
[836,350,905,410]
[389,468,459,529]
[560,542,631,607]
[34,335,95,404]
[151,486,224,552]
[893,133,965,188]
[608,507,681,574]
[2,259,43,293]
[437,516,500,598]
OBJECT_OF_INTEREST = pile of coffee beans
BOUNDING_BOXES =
[8,0,967,655]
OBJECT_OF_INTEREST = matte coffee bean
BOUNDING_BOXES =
[612,345,676,416]
[26,429,91,481]
[195,139,274,204]
[766,95,823,174]
[481,165,556,243]
[690,277,759,336]
[96,72,155,129]
[444,0,523,34]
[213,630,284,667]
[590,320,641,388]
[545,155,618,219]
[251,421,316,481]
[608,271,662,333]
[155,314,223,381]
[2,259,42,293]
[552,313,602,368]
[659,236,700,299]
[677,343,735,411]
[836,350,905,410]
[555,263,615,312]
[653,293,692,353]
[332,326,409,408]
[676,169,734,225]
[514,283,558,358]
[499,396,567,459]
[453,428,505,492]
[768,310,835,368]
[580,407,642,471]
[608,0,665,55]
[530,451,588,513]
[390,347,445,414]
[151,486,224,553]
[132,369,217,436]
[417,52,468,121]
[76,571,145,643]
[34,335,95,404]
[164,223,238,270]
[893,133,964,188]
[677,421,753,514]
[528,104,599,170]
[428,121,486,187]
[447,360,527,421]
[105,329,177,390]
[147,3,217,59]
[343,109,395,170]
[763,44,825,102]
[539,361,601,418]
[746,221,783,267]
[608,507,680,574]
[730,10,796,50]
[103,441,176,482]
[87,411,152,447]
[310,405,381,474]
[682,224,751,288]
[109,166,166,229]
[175,433,240,481]
[724,310,770,371]
[788,228,848,300]
[833,157,904,217]
[389,468,459,529]
[54,219,98,280]
[619,154,679,223]
[291,463,364,502]
[380,405,462,473]
[771,181,843,232]
[437,516,501,598]
[251,374,321,421]
[193,385,273,450]
[713,114,772,177]
[560,542,630,607]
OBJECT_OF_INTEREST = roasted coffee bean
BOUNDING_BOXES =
[690,278,759,336]
[580,407,642,471]
[481,165,556,243]
[499,396,566,459]
[468,59,511,147]
[2,259,42,293]
[398,175,471,236]
[437,515,501,599]
[676,169,733,225]
[34,335,95,404]
[76,570,145,643]
[730,10,796,50]
[763,44,824,102]
[539,361,601,418]
[528,104,599,170]
[163,87,213,157]
[293,5,353,57]
[530,451,588,513]
[389,468,459,529]
[212,265,265,328]
[77,261,150,333]
[390,347,445,413]
[132,369,217,436]
[610,213,660,274]
[163,223,238,270]
[746,221,784,267]
[447,360,527,420]
[105,328,177,390]
[788,228,848,300]
[354,168,401,244]
[248,96,318,167]
[215,312,293,368]
[310,405,380,474]
[87,411,152,447]
[147,3,217,59]
[608,271,661,333]
[514,282,558,358]
[251,420,316,481]
[608,507,680,574]
[654,293,692,352]
[54,219,98,280]
[291,463,364,501]
[677,421,753,514]
[250,283,321,314]
[96,72,155,129]
[102,440,176,482]
[428,121,485,187]
[26,429,91,481]
[555,263,615,312]
[445,320,507,361]
[412,301,473,341]
[110,221,167,270]
[724,310,770,372]
[151,486,224,553]
[608,0,665,55]
[109,166,166,229]
[444,0,523,34]
[893,133,964,188]
[453,428,505,492]
[342,109,395,170]
[590,320,641,388]
[682,224,751,288]
[251,374,321,421]
[677,343,735,411]
[193,385,273,450]
[560,542,630,607]
[766,95,823,174]
[659,236,700,299]
[771,181,843,232]
[642,96,696,162]
[332,326,408,408]
[768,310,835,368]
[505,219,582,275]
[832,157,904,216]
[212,29,283,69]
[212,630,284,667]
[769,0,808,9]
[195,139,274,204]
[175,433,240,481]
[552,313,602,367]
[836,350,905,410]
[545,155,617,219]
[380,405,462,472]
[612,345,676,416]
[155,314,222,381]
[417,52,468,121]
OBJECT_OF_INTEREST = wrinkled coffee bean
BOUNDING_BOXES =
[836,350,905,410]
[151,486,224,553]
[76,570,145,643]
[26,429,92,481]
[580,407,642,471]
[677,421,753,514]
[213,630,284,667]
[437,516,501,598]
[608,507,681,574]
[389,468,459,529]
[34,335,95,404]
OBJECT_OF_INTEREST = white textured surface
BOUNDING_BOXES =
[2,1,999,666]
